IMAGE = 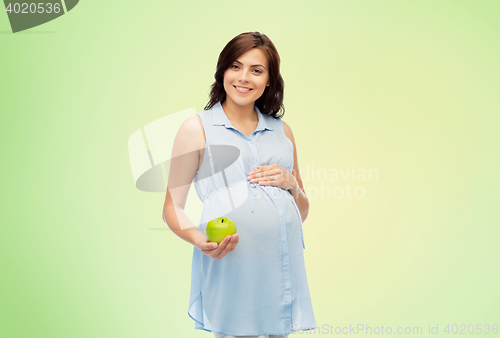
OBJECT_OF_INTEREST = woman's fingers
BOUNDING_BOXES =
[214,235,233,259]
[200,241,219,252]
[259,169,280,178]
[217,235,231,250]
[200,234,239,259]
[200,235,230,258]
[224,234,239,253]
[214,234,239,259]
[249,169,283,183]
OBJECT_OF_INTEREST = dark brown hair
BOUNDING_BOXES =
[204,32,285,119]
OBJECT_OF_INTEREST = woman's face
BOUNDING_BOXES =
[223,48,270,109]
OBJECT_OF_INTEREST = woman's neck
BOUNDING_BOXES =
[221,100,258,123]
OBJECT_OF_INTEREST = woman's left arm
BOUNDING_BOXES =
[283,121,309,222]
[247,121,309,222]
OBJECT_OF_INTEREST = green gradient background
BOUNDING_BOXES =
[1,1,499,337]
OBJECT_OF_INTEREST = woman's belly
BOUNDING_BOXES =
[198,184,306,317]
[201,184,284,255]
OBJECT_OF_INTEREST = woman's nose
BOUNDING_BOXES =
[239,69,250,82]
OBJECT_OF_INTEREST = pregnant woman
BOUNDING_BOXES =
[163,32,316,338]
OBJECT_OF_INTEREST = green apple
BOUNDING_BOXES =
[206,217,237,244]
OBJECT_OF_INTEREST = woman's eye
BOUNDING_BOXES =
[253,69,262,74]
[231,65,239,69]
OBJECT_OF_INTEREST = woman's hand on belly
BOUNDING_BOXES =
[198,234,239,260]
[247,164,298,192]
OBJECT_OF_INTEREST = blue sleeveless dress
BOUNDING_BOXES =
[188,102,316,336]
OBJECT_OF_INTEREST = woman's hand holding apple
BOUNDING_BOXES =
[198,234,239,260]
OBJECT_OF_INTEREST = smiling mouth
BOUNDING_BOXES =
[234,86,252,92]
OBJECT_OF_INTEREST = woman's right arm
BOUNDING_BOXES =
[162,115,239,258]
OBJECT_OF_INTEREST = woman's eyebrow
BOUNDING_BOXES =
[234,60,267,69]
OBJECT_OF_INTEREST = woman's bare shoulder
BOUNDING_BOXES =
[282,120,294,144]
[176,114,206,150]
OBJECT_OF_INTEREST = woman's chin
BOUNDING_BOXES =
[228,97,256,108]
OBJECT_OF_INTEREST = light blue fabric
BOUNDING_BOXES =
[188,102,316,336]
[213,333,289,338]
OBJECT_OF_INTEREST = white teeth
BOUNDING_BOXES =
[235,86,251,91]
